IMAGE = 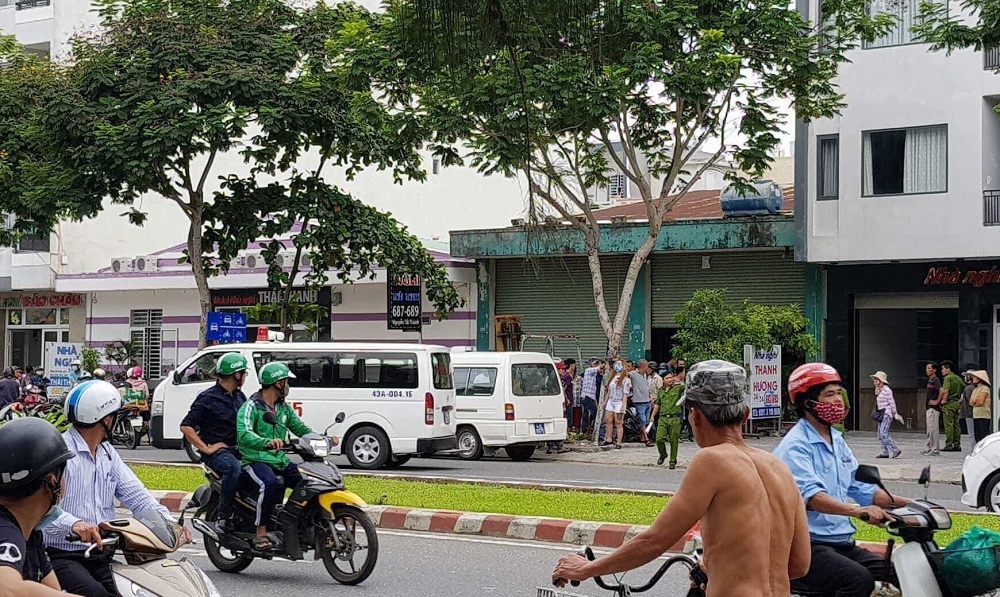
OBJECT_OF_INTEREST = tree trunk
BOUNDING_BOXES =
[279,222,309,342]
[187,206,212,350]
[604,232,658,358]
[585,237,618,357]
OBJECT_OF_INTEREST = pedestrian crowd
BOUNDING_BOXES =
[558,355,692,469]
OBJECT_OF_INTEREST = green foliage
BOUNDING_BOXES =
[81,347,103,374]
[913,0,993,56]
[245,299,328,336]
[104,340,142,372]
[672,289,819,393]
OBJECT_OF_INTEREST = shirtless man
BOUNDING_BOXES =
[552,360,810,597]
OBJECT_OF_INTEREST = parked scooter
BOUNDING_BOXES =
[67,506,221,597]
[186,412,379,585]
[548,466,989,597]
[110,403,146,449]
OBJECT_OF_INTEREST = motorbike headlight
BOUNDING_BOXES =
[309,439,329,457]
[130,583,158,597]
[930,507,952,530]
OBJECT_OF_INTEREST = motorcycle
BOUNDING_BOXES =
[67,506,222,597]
[111,403,147,449]
[186,411,379,585]
[546,466,997,597]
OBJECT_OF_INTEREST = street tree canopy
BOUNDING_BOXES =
[390,0,892,356]
[1,0,461,347]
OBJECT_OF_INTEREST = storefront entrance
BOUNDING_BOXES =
[6,309,71,369]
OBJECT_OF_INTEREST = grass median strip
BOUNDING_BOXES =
[131,464,998,547]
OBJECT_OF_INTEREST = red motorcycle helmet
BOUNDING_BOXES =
[788,362,842,404]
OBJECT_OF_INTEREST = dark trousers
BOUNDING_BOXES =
[205,448,242,519]
[582,398,598,434]
[791,542,887,597]
[244,462,302,527]
[974,417,993,443]
[48,548,119,597]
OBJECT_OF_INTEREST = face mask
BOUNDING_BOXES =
[613,363,623,373]
[277,381,290,402]
[35,506,62,531]
[811,400,847,426]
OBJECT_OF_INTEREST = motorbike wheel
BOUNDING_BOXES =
[319,505,379,585]
[203,509,254,574]
[183,438,202,463]
[115,419,140,450]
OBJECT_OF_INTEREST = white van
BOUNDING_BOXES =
[450,352,567,461]
[150,342,458,470]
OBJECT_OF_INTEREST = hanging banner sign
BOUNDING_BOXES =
[387,272,422,332]
[744,344,782,419]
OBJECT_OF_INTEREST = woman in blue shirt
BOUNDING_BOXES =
[774,363,912,597]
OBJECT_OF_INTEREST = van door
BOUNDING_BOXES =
[160,351,225,442]
[454,366,501,422]
[509,362,564,433]
[428,352,457,437]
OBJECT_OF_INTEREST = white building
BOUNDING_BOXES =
[798,0,1000,431]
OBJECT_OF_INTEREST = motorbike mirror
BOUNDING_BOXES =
[918,465,931,486]
[335,412,346,424]
[262,411,279,425]
[855,465,882,485]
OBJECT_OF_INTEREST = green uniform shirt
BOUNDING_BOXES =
[237,393,313,469]
[943,373,964,407]
[658,384,684,418]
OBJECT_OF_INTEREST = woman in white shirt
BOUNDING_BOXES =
[602,359,631,449]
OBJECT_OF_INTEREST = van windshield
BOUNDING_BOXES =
[431,353,453,389]
[511,364,560,397]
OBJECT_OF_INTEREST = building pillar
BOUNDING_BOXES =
[475,260,493,351]
[803,264,826,360]
[625,262,650,362]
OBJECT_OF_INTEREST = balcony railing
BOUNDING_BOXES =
[985,190,1000,226]
[15,0,50,9]
[985,46,1000,71]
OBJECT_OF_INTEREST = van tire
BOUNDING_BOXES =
[505,445,536,462]
[345,426,391,470]
[456,426,484,461]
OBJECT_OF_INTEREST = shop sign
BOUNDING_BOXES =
[44,342,83,400]
[1,293,84,309]
[387,272,422,332]
[744,344,782,419]
[924,266,1000,288]
[211,288,319,308]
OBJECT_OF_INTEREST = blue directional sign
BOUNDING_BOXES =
[206,311,248,343]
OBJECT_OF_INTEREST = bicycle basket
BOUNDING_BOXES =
[928,545,1000,597]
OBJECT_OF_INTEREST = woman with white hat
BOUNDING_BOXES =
[968,370,992,443]
[871,371,902,459]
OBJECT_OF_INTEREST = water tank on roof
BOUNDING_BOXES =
[719,180,783,217]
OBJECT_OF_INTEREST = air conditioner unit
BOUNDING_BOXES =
[275,250,312,270]
[300,253,313,269]
[239,252,262,269]
[110,257,134,273]
[134,255,158,272]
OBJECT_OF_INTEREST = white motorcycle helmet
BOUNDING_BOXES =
[65,380,122,426]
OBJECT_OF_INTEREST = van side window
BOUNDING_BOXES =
[334,352,419,389]
[178,353,222,384]
[455,367,497,397]
[431,353,453,389]
[511,364,560,396]
[254,352,333,388]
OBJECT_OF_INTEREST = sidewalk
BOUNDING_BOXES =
[544,431,968,485]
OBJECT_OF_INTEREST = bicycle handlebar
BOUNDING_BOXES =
[564,545,699,594]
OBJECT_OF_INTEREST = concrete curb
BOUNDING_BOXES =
[147,491,997,555]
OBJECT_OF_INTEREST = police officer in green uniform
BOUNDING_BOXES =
[652,372,685,469]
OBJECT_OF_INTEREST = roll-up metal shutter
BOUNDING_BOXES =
[650,251,806,327]
[494,256,632,358]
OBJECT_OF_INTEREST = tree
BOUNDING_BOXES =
[13,0,459,348]
[104,339,143,373]
[914,0,999,57]
[390,0,891,356]
[671,288,819,387]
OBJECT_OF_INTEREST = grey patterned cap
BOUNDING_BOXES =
[677,360,747,407]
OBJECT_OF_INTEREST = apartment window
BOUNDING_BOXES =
[864,0,935,48]
[862,125,947,196]
[130,309,163,379]
[817,135,839,200]
[608,173,627,199]
[1,215,50,253]
[432,158,441,175]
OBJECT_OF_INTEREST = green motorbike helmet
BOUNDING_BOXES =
[216,352,249,377]
[259,362,296,387]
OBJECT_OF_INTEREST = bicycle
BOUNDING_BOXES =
[545,544,707,597]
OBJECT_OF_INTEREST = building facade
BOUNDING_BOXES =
[797,0,1000,430]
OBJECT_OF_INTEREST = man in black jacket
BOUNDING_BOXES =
[0,369,21,408]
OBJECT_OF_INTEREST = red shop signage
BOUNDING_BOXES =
[924,266,1000,288]
[2,294,84,309]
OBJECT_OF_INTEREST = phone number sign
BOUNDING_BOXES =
[387,272,422,332]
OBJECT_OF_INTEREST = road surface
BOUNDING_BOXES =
[122,445,970,510]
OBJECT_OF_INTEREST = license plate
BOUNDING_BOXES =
[130,417,143,428]
[534,423,546,435]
